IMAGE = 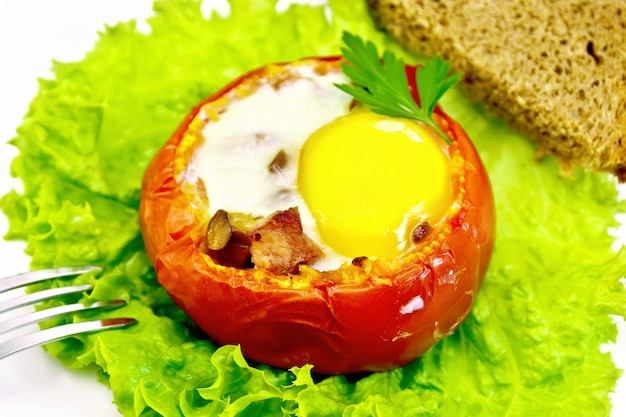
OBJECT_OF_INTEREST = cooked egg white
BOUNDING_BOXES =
[190,65,453,271]
[191,66,353,270]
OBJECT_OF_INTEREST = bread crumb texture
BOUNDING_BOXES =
[368,0,626,181]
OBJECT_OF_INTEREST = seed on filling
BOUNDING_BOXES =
[351,256,368,267]
[411,221,432,243]
[206,209,232,250]
[268,149,288,173]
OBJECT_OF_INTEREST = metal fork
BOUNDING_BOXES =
[0,265,136,359]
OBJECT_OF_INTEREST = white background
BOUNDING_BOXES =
[0,1,623,416]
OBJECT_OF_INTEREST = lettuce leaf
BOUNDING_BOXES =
[2,0,625,416]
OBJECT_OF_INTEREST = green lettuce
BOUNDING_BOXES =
[2,0,625,416]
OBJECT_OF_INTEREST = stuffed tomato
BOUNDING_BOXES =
[139,55,495,375]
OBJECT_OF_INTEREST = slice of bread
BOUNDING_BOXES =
[368,0,626,181]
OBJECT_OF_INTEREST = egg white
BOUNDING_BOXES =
[190,65,353,270]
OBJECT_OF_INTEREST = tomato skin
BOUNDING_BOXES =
[139,57,495,375]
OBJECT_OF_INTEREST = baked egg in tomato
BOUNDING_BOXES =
[139,56,495,374]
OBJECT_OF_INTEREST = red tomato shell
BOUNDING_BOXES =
[139,57,495,375]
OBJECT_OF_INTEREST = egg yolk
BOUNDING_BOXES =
[297,111,453,259]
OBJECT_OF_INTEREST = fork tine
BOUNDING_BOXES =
[0,265,102,294]
[0,300,128,333]
[0,284,93,314]
[0,317,137,360]
[0,266,136,360]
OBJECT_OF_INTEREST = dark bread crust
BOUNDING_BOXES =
[368,0,626,181]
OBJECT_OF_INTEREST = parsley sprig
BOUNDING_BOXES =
[335,32,461,145]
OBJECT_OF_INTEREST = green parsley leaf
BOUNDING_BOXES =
[336,31,462,145]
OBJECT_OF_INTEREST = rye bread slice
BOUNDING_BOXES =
[367,0,626,181]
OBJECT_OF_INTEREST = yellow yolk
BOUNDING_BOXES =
[297,111,453,259]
